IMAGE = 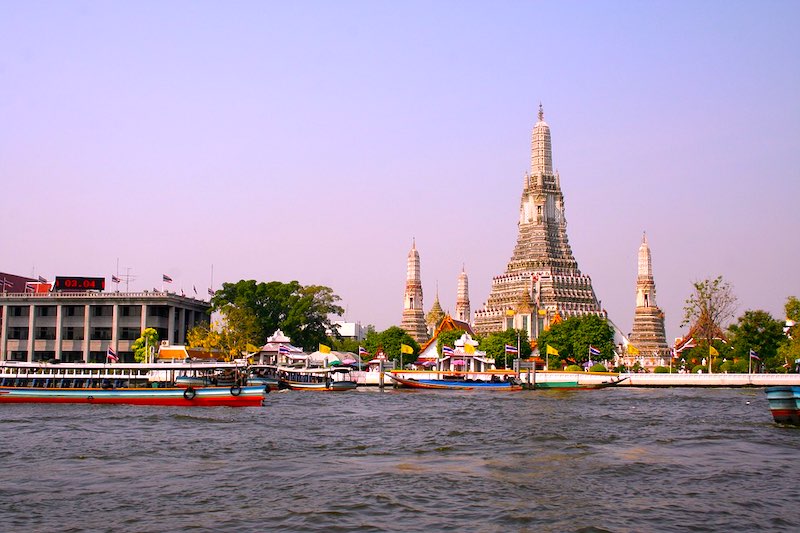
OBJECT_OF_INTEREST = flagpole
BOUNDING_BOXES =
[748,349,752,374]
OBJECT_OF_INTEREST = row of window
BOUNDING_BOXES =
[6,326,162,341]
[4,305,172,318]
[5,351,135,363]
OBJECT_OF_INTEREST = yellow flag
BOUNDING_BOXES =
[538,309,547,316]
[709,346,719,356]
[627,344,640,355]
[400,344,413,354]
[319,344,331,354]
[464,343,476,354]
[505,309,516,317]
[546,345,559,356]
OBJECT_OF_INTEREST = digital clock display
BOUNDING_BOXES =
[53,276,106,291]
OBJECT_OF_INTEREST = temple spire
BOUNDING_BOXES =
[400,240,429,343]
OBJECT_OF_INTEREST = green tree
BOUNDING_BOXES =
[727,310,786,372]
[362,326,419,367]
[131,328,159,363]
[211,280,344,350]
[480,329,532,368]
[187,305,260,361]
[777,296,800,373]
[536,315,614,367]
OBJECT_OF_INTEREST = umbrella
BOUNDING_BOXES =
[421,361,436,367]
[452,359,466,365]
[328,359,342,367]
[341,357,357,365]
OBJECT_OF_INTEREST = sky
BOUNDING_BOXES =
[2,1,798,343]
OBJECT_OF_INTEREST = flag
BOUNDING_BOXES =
[504,344,519,354]
[749,349,761,361]
[180,288,185,296]
[463,343,475,355]
[627,344,640,355]
[1,279,13,288]
[400,343,414,355]
[358,346,369,357]
[546,345,559,356]
[162,274,173,283]
[278,345,290,355]
[106,347,118,363]
[319,344,331,354]
[505,309,516,317]
[38,276,47,283]
[589,345,602,357]
[208,288,214,296]
[442,346,454,356]
[709,346,719,356]
[111,275,121,283]
[193,285,197,295]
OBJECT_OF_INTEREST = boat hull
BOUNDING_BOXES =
[284,380,358,391]
[388,374,522,390]
[765,386,800,425]
[0,385,266,407]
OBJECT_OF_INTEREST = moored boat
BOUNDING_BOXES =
[0,361,266,407]
[278,366,357,391]
[387,373,522,391]
[765,385,800,425]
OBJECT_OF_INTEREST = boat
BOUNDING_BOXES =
[0,361,267,407]
[387,373,523,391]
[765,385,800,425]
[530,376,629,390]
[277,366,357,391]
[246,365,283,391]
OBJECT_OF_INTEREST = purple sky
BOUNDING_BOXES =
[2,1,798,342]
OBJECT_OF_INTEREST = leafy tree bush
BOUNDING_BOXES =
[589,363,608,372]
[535,315,614,367]
[691,365,705,374]
[565,364,582,372]
[653,366,671,373]
[479,329,531,368]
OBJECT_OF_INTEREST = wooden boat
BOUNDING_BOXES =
[387,373,523,391]
[246,365,283,391]
[765,385,800,425]
[532,376,629,390]
[278,366,357,391]
[0,361,266,407]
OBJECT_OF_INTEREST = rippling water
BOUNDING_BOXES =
[1,388,797,532]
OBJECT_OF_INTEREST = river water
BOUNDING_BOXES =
[1,387,797,532]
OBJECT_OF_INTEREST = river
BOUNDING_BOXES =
[0,387,797,532]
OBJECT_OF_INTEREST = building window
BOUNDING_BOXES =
[9,327,28,340]
[149,306,169,318]
[92,306,112,317]
[10,306,29,317]
[121,306,141,317]
[62,327,84,341]
[119,327,141,341]
[9,351,27,361]
[35,327,56,340]
[65,305,84,317]
[90,327,112,340]
[36,306,56,317]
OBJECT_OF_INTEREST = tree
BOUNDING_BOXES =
[480,329,532,369]
[211,280,344,350]
[436,329,468,355]
[535,315,614,368]
[727,310,786,372]
[682,276,737,351]
[362,326,419,367]
[777,296,800,373]
[187,305,260,361]
[131,328,159,363]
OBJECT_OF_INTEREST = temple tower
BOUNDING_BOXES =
[455,267,471,324]
[400,240,429,343]
[628,233,669,358]
[426,287,445,337]
[474,104,603,340]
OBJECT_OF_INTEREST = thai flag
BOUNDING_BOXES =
[504,344,518,354]
[1,279,13,288]
[358,346,369,357]
[111,275,121,283]
[749,349,761,361]
[106,347,119,363]
[442,346,454,356]
[278,345,290,355]
[589,345,602,357]
[208,288,214,296]
[193,285,198,295]
[162,274,173,283]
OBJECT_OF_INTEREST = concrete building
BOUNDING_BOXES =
[474,104,604,340]
[0,289,210,362]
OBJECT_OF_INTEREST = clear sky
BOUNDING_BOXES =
[2,1,798,342]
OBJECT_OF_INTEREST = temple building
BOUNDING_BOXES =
[623,234,670,370]
[426,288,445,337]
[474,104,603,340]
[455,267,471,324]
[400,240,429,343]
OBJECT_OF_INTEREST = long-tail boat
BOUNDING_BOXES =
[765,385,800,425]
[387,373,523,391]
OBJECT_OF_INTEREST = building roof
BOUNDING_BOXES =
[418,314,474,353]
